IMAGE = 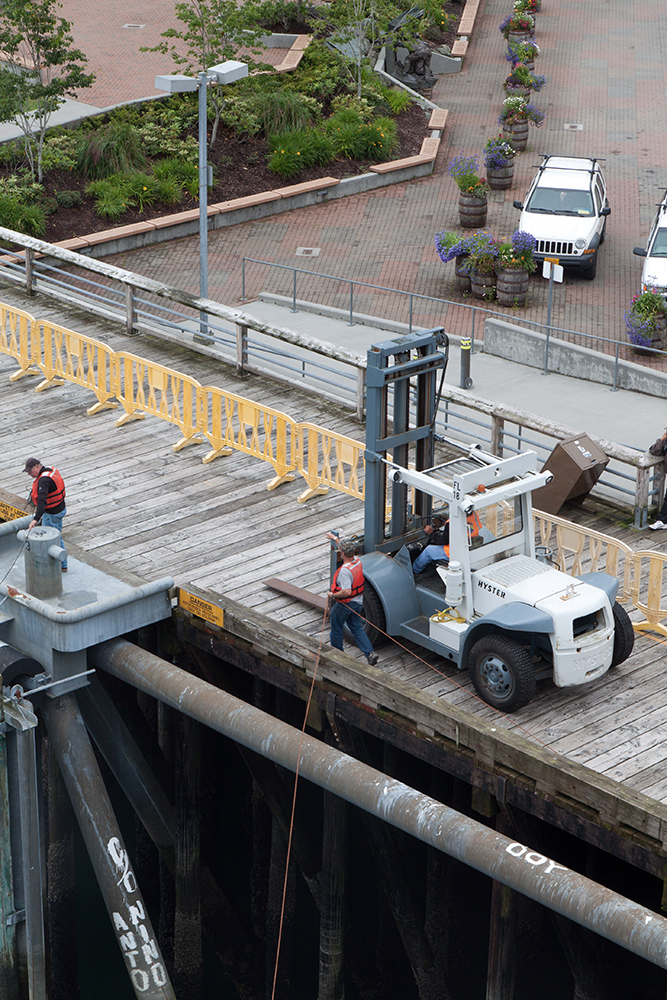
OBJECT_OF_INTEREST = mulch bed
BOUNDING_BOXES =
[37,100,431,244]
[23,4,466,244]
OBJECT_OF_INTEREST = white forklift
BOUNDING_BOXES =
[337,328,634,712]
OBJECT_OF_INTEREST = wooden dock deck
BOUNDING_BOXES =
[2,284,667,876]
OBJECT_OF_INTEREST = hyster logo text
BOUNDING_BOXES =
[478,580,506,599]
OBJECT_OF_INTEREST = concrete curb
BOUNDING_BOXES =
[484,317,667,399]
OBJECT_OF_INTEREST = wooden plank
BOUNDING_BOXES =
[263,578,328,611]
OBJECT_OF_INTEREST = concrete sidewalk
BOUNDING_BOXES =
[241,297,660,456]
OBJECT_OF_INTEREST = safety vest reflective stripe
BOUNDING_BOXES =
[332,557,364,603]
[31,467,66,510]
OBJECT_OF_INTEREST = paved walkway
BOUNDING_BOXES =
[94,0,667,361]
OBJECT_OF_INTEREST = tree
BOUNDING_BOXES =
[143,0,266,147]
[327,0,427,98]
[0,0,94,182]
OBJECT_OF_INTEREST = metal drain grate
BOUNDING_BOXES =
[296,247,320,257]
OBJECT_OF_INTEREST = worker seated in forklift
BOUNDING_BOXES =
[410,510,482,576]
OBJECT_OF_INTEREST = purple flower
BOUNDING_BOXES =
[512,230,537,253]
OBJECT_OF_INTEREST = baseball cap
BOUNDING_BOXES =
[23,457,41,473]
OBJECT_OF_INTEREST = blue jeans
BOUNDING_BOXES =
[412,544,448,575]
[42,507,67,569]
[330,599,374,658]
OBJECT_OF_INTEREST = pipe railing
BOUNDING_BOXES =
[92,636,667,972]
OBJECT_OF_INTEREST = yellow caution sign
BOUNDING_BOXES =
[544,256,560,265]
[179,589,224,628]
[0,500,28,522]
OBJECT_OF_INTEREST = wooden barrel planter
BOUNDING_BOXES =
[487,160,515,190]
[496,267,529,306]
[503,84,531,99]
[455,256,471,293]
[502,120,529,151]
[631,314,667,355]
[470,271,496,300]
[459,193,487,229]
[508,29,531,45]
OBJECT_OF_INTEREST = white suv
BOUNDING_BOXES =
[633,191,667,298]
[513,155,610,280]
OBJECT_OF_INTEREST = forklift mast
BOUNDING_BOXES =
[364,328,448,554]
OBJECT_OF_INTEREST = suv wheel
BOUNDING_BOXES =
[583,253,597,280]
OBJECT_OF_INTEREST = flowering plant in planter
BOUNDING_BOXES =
[483,135,515,169]
[447,153,489,197]
[466,231,500,275]
[499,12,535,38]
[503,63,546,93]
[498,96,545,127]
[434,231,473,263]
[496,230,537,272]
[513,0,541,14]
[506,39,540,66]
[624,289,667,348]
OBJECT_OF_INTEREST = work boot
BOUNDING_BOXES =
[367,652,379,666]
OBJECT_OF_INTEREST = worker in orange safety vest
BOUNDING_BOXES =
[24,457,68,572]
[412,511,481,575]
[325,533,379,665]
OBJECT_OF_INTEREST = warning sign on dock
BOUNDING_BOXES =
[0,500,28,522]
[179,589,224,628]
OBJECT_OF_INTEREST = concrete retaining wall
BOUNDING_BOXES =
[484,317,667,399]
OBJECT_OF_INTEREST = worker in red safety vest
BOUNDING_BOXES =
[412,511,481,576]
[325,533,379,665]
[24,457,68,572]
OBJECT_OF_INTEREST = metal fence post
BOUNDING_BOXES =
[408,293,413,334]
[25,249,33,296]
[611,341,620,392]
[491,415,505,457]
[291,268,297,313]
[348,281,354,327]
[356,367,365,423]
[241,258,246,302]
[236,324,248,376]
[125,284,135,336]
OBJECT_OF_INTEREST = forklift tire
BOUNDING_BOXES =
[469,634,536,712]
[363,583,388,647]
[610,601,634,667]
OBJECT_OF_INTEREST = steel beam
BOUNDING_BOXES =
[41,694,176,1000]
[92,637,667,971]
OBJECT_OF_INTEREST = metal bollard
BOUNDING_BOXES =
[18,526,66,599]
[460,337,473,390]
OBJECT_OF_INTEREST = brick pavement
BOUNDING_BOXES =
[68,0,667,360]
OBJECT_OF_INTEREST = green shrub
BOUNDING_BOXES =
[220,97,262,137]
[359,117,397,160]
[280,41,344,100]
[154,176,182,205]
[122,172,160,212]
[377,85,412,115]
[40,132,79,171]
[85,177,130,218]
[255,90,320,135]
[153,158,198,198]
[268,128,334,173]
[330,96,375,123]
[55,189,83,208]
[0,192,45,237]
[77,121,147,179]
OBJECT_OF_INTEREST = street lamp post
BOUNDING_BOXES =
[155,60,248,342]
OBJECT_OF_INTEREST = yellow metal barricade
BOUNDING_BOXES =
[630,550,667,638]
[113,352,202,450]
[296,423,364,503]
[0,303,39,381]
[36,320,118,414]
[197,385,297,488]
[534,510,635,602]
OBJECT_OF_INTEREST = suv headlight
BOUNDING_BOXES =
[574,238,587,250]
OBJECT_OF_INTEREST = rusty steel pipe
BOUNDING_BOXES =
[41,694,176,1000]
[92,637,667,970]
